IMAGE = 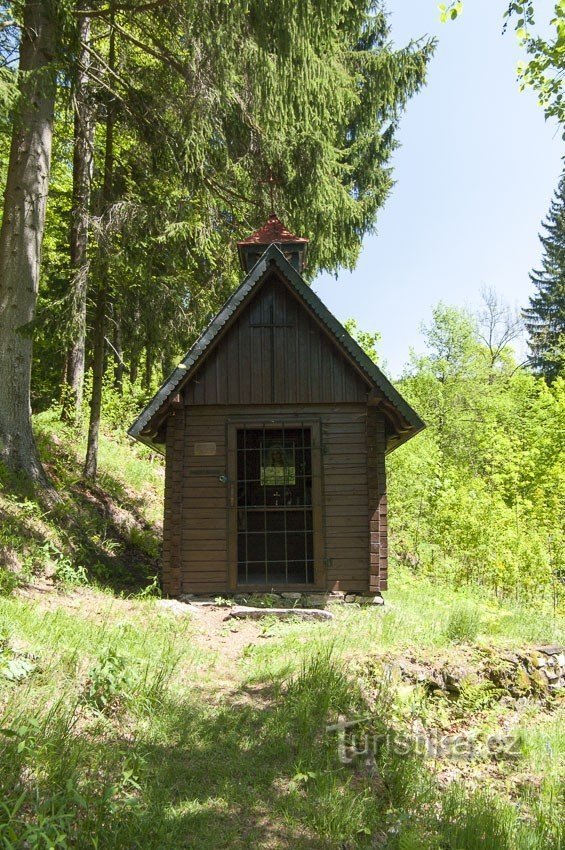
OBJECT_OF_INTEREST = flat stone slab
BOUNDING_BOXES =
[157,599,201,615]
[224,606,334,622]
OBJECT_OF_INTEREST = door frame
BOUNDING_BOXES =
[226,417,325,592]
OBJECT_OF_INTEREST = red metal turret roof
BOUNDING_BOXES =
[237,214,309,246]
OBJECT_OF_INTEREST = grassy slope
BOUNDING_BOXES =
[0,416,563,849]
[0,409,164,593]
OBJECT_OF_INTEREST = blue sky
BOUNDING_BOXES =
[312,0,563,377]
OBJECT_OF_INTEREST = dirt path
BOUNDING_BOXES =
[186,605,265,660]
[17,584,270,691]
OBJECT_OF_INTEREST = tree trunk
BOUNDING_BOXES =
[83,270,107,478]
[0,0,57,489]
[143,343,152,391]
[84,11,115,480]
[63,4,95,422]
[128,302,141,384]
[113,315,124,391]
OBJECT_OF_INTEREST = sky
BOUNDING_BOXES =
[312,0,563,377]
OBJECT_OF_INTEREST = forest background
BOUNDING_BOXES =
[0,0,563,606]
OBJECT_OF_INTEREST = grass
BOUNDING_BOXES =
[517,709,565,776]
[0,408,164,593]
[0,596,368,848]
[241,570,564,685]
[0,411,563,848]
[2,580,562,849]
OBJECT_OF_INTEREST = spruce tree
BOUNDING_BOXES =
[0,0,435,487]
[524,173,565,381]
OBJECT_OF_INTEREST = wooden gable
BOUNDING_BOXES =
[130,244,425,452]
[184,271,370,406]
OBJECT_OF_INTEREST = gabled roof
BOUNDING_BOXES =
[129,245,425,451]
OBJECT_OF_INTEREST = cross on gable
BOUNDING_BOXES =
[249,297,293,402]
[250,302,293,329]
[259,170,282,215]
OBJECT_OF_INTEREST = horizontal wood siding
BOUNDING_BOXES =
[179,411,228,593]
[321,410,369,592]
[161,408,185,597]
[368,407,388,591]
[183,275,369,406]
[162,404,380,595]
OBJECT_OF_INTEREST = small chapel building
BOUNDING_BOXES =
[129,216,424,600]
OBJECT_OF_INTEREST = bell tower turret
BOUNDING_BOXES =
[237,214,309,274]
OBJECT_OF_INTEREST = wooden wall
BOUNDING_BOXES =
[183,275,370,406]
[161,403,389,596]
[368,407,388,592]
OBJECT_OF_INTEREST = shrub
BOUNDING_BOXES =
[53,556,88,588]
[83,648,134,714]
[0,567,19,596]
[135,574,161,599]
[445,602,481,644]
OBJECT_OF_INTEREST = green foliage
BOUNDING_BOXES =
[52,550,89,588]
[135,575,161,600]
[398,832,428,850]
[83,648,134,714]
[344,318,382,362]
[445,601,481,644]
[510,0,565,128]
[20,0,435,431]
[213,596,233,608]
[524,171,565,381]
[389,302,565,601]
[284,646,359,734]
[456,680,502,713]
[0,569,18,597]
[439,1,464,23]
[0,571,562,849]
[0,644,36,683]
[441,1,565,129]
[0,407,164,595]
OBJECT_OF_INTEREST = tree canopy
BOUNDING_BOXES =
[0,0,434,485]
[524,172,565,381]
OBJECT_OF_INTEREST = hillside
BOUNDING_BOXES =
[0,415,563,849]
[0,409,164,596]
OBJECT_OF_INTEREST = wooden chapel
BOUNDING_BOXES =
[129,215,424,599]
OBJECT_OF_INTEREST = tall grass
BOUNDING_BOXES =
[1,588,563,849]
[242,567,564,687]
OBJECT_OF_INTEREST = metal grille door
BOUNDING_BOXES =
[236,427,314,585]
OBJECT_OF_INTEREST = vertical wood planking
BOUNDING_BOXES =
[182,275,370,406]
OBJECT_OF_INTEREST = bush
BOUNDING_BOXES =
[0,567,19,596]
[445,602,481,644]
[83,648,134,714]
[53,556,88,588]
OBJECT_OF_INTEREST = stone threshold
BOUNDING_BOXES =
[178,590,385,609]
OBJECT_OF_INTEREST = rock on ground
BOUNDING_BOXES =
[224,606,334,622]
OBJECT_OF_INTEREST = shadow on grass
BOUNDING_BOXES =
[96,654,374,849]
[121,696,329,849]
[2,655,370,850]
